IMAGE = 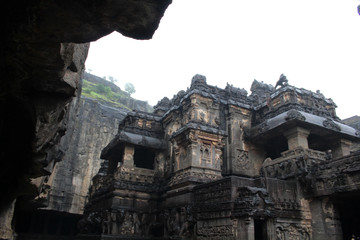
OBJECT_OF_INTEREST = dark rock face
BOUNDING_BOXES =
[1,0,171,238]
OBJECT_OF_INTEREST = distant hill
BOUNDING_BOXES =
[81,72,152,112]
[343,115,360,131]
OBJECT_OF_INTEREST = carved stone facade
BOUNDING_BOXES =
[81,75,360,240]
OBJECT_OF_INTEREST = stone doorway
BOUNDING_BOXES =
[337,195,360,240]
[254,219,268,240]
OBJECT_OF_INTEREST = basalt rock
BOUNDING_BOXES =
[1,0,171,238]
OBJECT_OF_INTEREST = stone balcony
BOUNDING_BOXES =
[261,147,327,179]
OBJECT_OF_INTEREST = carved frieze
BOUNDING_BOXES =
[261,148,326,179]
[303,151,360,197]
[275,223,311,240]
[233,186,274,217]
[115,167,155,183]
[197,224,234,240]
[169,167,222,187]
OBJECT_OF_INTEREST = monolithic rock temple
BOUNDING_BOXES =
[72,75,359,240]
[2,1,360,240]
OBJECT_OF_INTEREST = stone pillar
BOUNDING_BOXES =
[284,127,310,150]
[332,139,352,158]
[310,197,343,240]
[266,218,276,240]
[237,217,255,240]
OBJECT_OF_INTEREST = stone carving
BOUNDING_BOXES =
[275,74,289,88]
[197,225,233,240]
[257,122,270,134]
[323,118,341,131]
[225,83,248,102]
[233,149,250,170]
[288,224,310,240]
[215,149,223,169]
[261,148,327,179]
[276,226,285,240]
[234,186,274,217]
[169,168,222,186]
[275,224,310,240]
[285,109,306,121]
[200,143,212,162]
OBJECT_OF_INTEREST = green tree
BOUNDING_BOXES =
[125,82,136,96]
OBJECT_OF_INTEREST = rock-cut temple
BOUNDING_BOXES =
[80,74,360,240]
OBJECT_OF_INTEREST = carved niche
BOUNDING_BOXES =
[200,142,212,163]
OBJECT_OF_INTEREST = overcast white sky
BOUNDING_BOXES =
[85,0,360,119]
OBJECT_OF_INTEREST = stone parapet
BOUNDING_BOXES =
[261,147,326,179]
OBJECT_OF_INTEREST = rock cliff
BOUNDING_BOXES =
[45,97,128,214]
[43,74,152,215]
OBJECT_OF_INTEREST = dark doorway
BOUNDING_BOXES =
[254,219,268,240]
[337,195,360,240]
[133,146,155,169]
[264,135,288,159]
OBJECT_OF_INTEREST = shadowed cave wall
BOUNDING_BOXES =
[0,0,171,238]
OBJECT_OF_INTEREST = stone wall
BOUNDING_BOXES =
[44,97,128,214]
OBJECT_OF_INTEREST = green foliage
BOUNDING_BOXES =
[81,78,152,113]
[95,84,112,96]
[125,82,136,95]
[81,79,131,110]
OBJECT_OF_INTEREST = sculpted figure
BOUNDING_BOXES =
[275,74,288,89]
[133,212,141,235]
[276,226,285,240]
[168,209,180,235]
[110,210,118,235]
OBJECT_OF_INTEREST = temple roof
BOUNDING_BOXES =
[249,109,360,142]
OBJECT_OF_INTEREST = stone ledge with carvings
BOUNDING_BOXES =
[114,166,156,183]
[168,166,222,187]
[261,147,326,179]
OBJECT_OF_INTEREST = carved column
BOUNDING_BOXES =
[332,139,352,158]
[284,127,310,150]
